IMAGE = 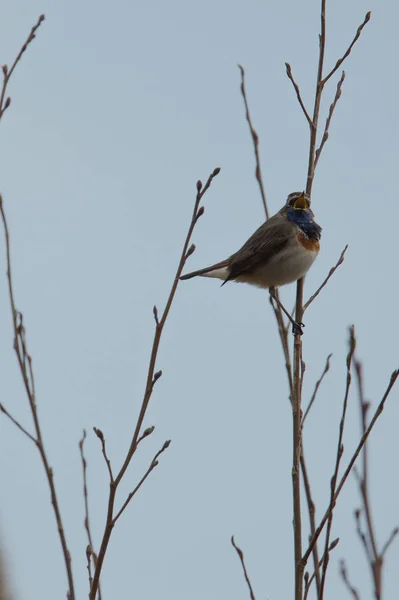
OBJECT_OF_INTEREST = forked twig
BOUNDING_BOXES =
[304,538,339,600]
[89,168,220,600]
[0,403,36,443]
[350,360,399,599]
[0,191,75,600]
[113,440,171,524]
[231,537,256,600]
[303,368,399,565]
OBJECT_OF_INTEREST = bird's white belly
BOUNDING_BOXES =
[236,243,318,288]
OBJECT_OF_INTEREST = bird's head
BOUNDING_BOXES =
[286,191,311,211]
[282,191,315,219]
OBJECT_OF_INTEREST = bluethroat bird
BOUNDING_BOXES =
[180,191,322,332]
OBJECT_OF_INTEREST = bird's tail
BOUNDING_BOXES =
[180,260,229,281]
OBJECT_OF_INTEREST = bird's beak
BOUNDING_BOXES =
[294,192,307,210]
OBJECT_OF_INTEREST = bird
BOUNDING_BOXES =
[180,191,322,330]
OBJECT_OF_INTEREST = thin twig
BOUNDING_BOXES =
[238,65,269,219]
[304,538,339,600]
[113,440,171,524]
[301,452,322,596]
[303,245,348,311]
[302,353,332,425]
[285,63,313,127]
[339,560,360,600]
[0,403,36,443]
[93,427,114,483]
[0,15,45,120]
[319,327,356,598]
[292,277,304,600]
[322,12,371,85]
[89,168,220,600]
[86,546,93,591]
[231,537,256,600]
[0,191,75,600]
[314,71,346,168]
[381,527,399,558]
[79,431,102,600]
[303,369,399,565]
[351,359,399,599]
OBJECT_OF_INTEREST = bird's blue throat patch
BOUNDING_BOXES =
[286,208,322,240]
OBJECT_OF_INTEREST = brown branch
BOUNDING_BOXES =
[0,15,45,121]
[351,359,399,600]
[86,546,93,591]
[381,527,399,558]
[322,12,371,85]
[304,538,339,600]
[93,427,114,483]
[292,277,304,600]
[0,403,36,443]
[231,537,256,600]
[314,71,346,168]
[339,560,360,600]
[79,431,102,600]
[303,245,348,311]
[285,63,313,127]
[301,452,322,596]
[238,65,269,219]
[89,168,220,600]
[302,353,332,425]
[319,327,356,598]
[113,440,171,524]
[0,191,75,600]
[303,368,399,565]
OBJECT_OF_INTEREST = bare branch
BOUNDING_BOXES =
[304,538,339,600]
[0,403,36,443]
[381,527,399,558]
[351,358,399,599]
[79,432,100,592]
[86,546,93,591]
[79,430,103,600]
[89,169,220,600]
[319,326,356,598]
[1,190,75,599]
[303,245,348,311]
[0,15,45,120]
[238,65,269,219]
[113,440,171,524]
[285,63,313,127]
[302,353,332,425]
[93,427,114,483]
[304,368,399,565]
[314,71,346,168]
[339,560,360,600]
[301,452,322,596]
[231,536,256,600]
[322,12,371,85]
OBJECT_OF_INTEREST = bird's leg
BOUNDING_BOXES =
[269,287,304,336]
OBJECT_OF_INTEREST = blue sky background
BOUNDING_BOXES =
[0,1,398,599]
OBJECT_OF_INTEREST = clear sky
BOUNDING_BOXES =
[0,1,398,599]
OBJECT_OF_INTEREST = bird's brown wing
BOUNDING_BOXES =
[224,214,294,284]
